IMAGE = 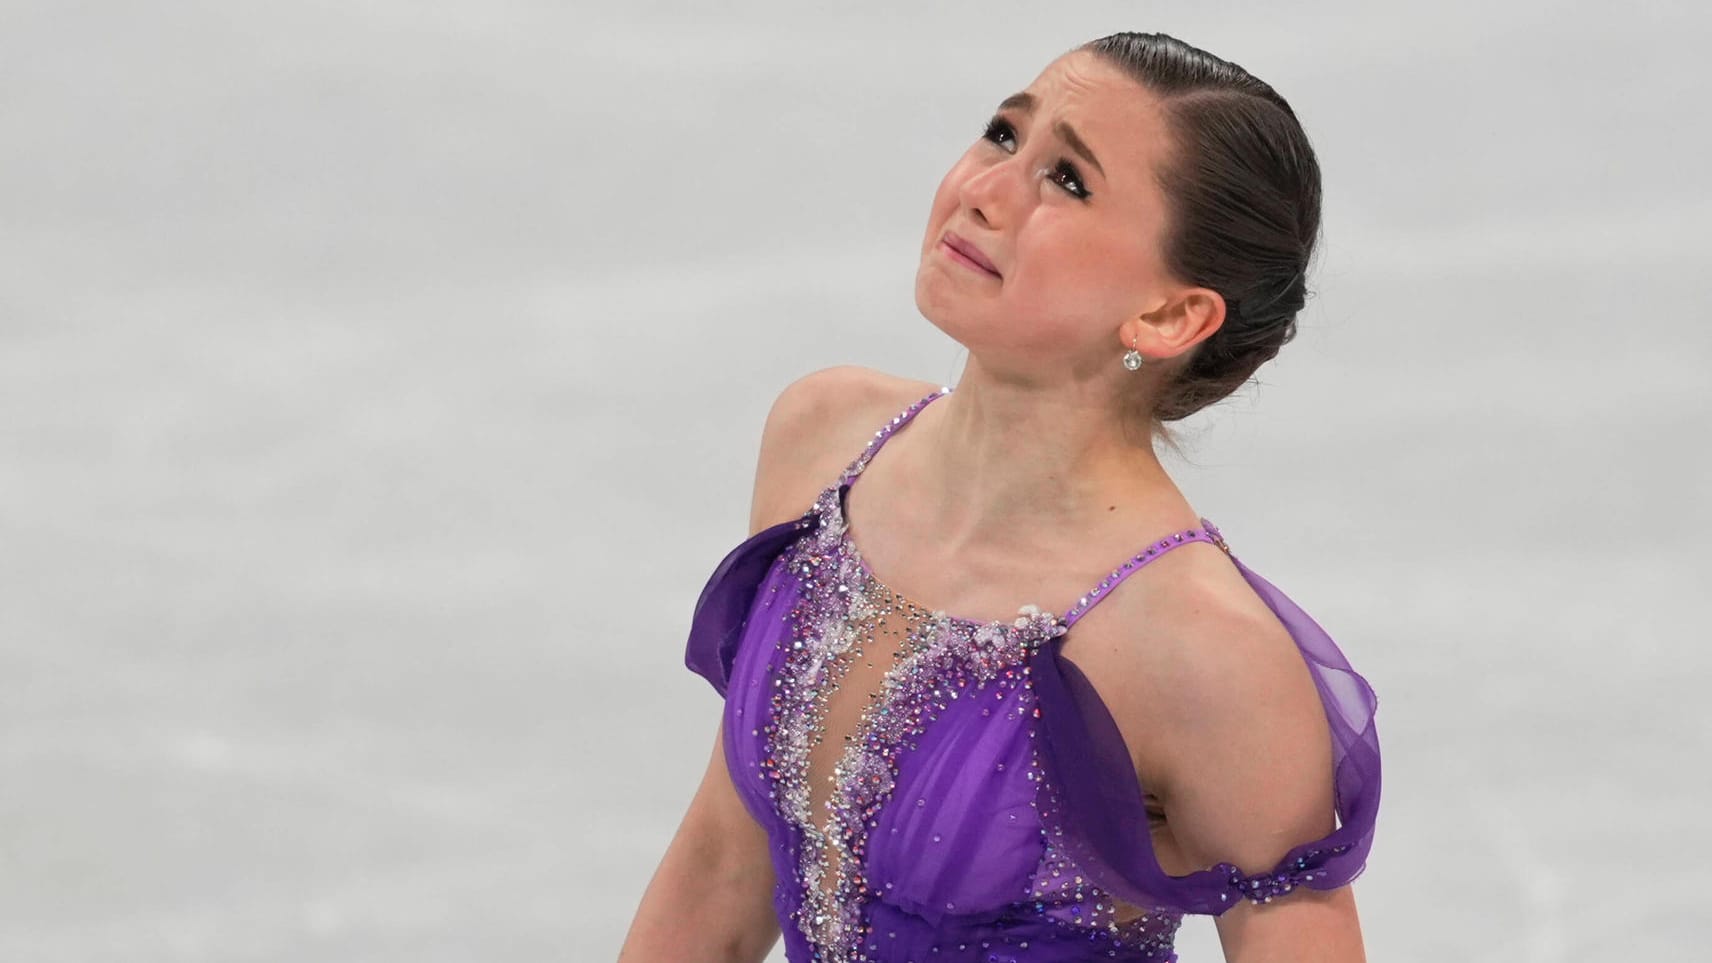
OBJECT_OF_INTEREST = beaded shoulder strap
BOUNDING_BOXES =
[1058,518,1235,629]
[837,385,952,488]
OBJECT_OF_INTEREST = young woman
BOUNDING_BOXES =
[621,32,1382,963]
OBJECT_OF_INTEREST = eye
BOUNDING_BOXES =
[1048,160,1091,200]
[981,116,1018,152]
[979,115,1092,201]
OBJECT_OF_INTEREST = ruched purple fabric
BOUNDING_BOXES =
[682,387,1381,962]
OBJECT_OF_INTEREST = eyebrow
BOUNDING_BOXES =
[996,91,1106,179]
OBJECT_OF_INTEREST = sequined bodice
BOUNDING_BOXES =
[687,384,1381,963]
[759,480,1184,961]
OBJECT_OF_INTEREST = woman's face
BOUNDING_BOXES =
[916,50,1182,369]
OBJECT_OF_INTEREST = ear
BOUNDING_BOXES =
[1131,287,1227,361]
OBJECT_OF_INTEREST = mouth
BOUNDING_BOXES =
[941,232,1001,278]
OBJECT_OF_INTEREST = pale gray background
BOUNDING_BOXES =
[3,1,1707,961]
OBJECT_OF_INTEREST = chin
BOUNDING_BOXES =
[913,277,982,349]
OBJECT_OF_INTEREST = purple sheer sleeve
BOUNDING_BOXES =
[684,508,821,697]
[1031,555,1381,916]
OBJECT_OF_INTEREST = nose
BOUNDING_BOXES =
[956,155,1030,228]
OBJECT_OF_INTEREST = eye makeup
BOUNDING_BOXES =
[979,116,1093,201]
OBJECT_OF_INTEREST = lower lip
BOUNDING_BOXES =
[941,240,1000,278]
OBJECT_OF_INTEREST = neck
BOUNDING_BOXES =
[900,363,1187,557]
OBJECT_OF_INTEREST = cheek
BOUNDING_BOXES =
[1062,220,1131,272]
[1014,224,1143,315]
[1018,220,1108,287]
[929,160,969,219]
[921,178,952,253]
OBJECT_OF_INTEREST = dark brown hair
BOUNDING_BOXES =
[1079,32,1322,453]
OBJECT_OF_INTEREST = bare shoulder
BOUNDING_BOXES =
[1106,569,1318,747]
[746,365,942,535]
[1065,559,1336,875]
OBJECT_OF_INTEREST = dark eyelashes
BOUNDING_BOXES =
[979,116,1092,201]
[980,116,1014,148]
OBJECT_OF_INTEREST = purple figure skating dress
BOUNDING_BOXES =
[684,386,1381,963]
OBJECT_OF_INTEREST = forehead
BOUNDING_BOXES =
[1017,50,1170,188]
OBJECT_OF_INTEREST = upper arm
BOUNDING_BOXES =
[1126,594,1366,961]
[681,715,773,876]
[621,716,781,962]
